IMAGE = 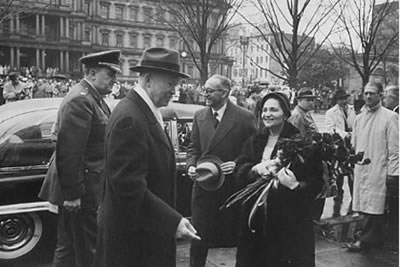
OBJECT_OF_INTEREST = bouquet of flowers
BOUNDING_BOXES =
[221,132,370,232]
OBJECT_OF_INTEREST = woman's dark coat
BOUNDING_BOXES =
[235,121,323,267]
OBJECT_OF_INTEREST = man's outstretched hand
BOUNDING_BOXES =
[176,218,201,241]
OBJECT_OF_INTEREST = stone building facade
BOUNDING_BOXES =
[0,0,233,82]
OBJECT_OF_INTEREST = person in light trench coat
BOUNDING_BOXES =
[348,81,399,251]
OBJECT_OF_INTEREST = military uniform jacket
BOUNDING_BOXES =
[39,79,110,207]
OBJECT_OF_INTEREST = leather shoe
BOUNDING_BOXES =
[346,241,369,252]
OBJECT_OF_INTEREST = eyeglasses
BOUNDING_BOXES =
[201,87,226,95]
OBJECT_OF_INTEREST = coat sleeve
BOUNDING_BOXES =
[107,115,181,236]
[326,110,347,138]
[387,113,399,176]
[186,112,201,170]
[287,112,306,137]
[56,96,92,200]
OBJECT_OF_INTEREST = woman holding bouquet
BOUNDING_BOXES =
[234,92,323,267]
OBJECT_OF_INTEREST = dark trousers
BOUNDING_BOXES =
[53,206,98,267]
[386,176,399,243]
[190,239,208,267]
[359,213,385,247]
[312,198,325,221]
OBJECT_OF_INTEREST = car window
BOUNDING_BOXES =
[0,109,57,167]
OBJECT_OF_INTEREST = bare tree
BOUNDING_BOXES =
[158,0,243,84]
[242,0,342,89]
[332,0,399,86]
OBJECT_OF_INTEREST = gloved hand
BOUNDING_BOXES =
[251,160,275,177]
[277,167,299,190]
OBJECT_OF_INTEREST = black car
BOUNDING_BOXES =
[0,98,203,263]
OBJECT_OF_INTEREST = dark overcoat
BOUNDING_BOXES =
[186,101,257,247]
[38,79,110,208]
[235,122,323,267]
[95,90,182,267]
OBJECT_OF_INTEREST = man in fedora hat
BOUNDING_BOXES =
[288,88,327,221]
[287,87,318,137]
[95,47,199,267]
[186,74,257,267]
[325,89,356,216]
[3,72,26,102]
[38,50,120,267]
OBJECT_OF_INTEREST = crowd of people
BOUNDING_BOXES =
[0,46,397,267]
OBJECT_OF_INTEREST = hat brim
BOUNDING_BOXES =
[196,155,225,191]
[130,65,190,78]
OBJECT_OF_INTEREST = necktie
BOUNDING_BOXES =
[213,112,219,129]
[343,108,350,132]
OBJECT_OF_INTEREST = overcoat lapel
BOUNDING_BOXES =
[126,90,172,150]
[206,101,236,152]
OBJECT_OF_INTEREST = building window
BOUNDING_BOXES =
[84,1,90,15]
[129,32,138,48]
[169,37,177,49]
[84,27,91,41]
[143,7,152,23]
[101,31,109,46]
[115,5,124,20]
[129,6,138,21]
[100,4,109,19]
[69,25,75,39]
[156,34,164,47]
[188,65,194,77]
[143,34,152,49]
[116,32,124,47]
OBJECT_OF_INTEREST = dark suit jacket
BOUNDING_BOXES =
[95,90,182,267]
[38,79,110,208]
[186,101,257,247]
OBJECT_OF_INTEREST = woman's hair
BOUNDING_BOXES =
[260,92,291,119]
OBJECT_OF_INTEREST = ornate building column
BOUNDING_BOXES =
[10,47,15,68]
[36,49,40,69]
[66,18,69,38]
[41,15,45,36]
[65,51,69,72]
[10,15,14,33]
[16,47,20,68]
[41,50,46,70]
[60,17,64,38]
[36,14,40,36]
[16,14,20,33]
[60,51,64,72]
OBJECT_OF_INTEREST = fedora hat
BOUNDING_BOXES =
[79,50,121,73]
[130,47,190,78]
[297,88,316,99]
[195,155,225,191]
[333,90,350,99]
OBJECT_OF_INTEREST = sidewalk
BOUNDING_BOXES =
[177,234,399,267]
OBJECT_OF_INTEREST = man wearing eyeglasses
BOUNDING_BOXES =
[186,74,257,267]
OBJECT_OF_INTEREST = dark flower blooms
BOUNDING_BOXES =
[222,132,371,232]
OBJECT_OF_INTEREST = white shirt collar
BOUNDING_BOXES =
[135,84,164,128]
[212,102,228,121]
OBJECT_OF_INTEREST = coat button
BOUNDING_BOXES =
[85,169,89,173]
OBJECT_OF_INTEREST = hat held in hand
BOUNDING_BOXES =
[195,155,225,191]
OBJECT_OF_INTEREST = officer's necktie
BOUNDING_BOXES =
[343,108,350,132]
[213,112,219,129]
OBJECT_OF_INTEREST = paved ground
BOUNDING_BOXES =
[176,234,399,267]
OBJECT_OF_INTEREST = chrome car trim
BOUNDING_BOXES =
[0,201,55,215]
[0,174,45,184]
[0,165,48,172]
